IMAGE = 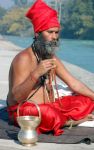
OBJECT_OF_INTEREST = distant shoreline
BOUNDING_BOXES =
[1,34,94,41]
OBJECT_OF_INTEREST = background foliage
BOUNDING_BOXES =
[0,0,94,39]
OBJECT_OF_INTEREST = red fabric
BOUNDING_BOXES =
[7,95,94,136]
[26,0,60,33]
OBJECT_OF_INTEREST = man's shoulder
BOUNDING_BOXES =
[12,47,33,66]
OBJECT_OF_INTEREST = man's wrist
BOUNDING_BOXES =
[30,71,40,83]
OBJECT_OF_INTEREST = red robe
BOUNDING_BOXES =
[7,95,94,136]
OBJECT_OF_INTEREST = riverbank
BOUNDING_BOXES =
[0,38,21,51]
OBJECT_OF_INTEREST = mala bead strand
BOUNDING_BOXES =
[54,69,63,108]
[53,69,59,99]
[49,70,55,102]
[51,69,55,102]
[43,82,46,104]
[44,80,50,103]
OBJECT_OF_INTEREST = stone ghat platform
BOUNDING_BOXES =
[0,39,94,150]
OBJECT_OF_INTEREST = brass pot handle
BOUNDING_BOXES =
[17,100,41,120]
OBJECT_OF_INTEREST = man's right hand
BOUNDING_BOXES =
[34,59,56,77]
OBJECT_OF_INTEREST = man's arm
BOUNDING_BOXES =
[10,51,56,103]
[54,56,94,100]
[11,52,39,102]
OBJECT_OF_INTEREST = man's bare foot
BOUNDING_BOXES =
[65,114,94,128]
[85,114,94,121]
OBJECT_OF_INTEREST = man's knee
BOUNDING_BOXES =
[20,105,38,116]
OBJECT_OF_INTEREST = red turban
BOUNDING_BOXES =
[26,0,60,33]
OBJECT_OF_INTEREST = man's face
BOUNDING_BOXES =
[41,27,60,42]
[33,27,60,60]
[41,27,60,56]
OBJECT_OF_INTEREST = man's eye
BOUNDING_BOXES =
[56,31,59,34]
[48,31,53,33]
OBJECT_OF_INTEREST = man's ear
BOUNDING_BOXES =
[35,33,39,37]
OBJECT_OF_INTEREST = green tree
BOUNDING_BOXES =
[61,0,94,39]
[13,0,28,7]
[0,6,6,19]
[0,7,32,36]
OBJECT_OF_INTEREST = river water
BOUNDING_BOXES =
[4,35,94,73]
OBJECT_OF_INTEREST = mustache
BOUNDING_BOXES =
[34,39,59,48]
[45,40,59,47]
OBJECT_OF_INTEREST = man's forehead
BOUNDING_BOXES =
[47,27,60,32]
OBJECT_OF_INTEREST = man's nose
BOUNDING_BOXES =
[52,33,57,40]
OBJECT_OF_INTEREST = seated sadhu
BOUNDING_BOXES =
[7,0,94,136]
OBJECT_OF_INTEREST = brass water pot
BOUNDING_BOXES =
[17,100,41,146]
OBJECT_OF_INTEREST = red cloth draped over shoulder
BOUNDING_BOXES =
[7,95,94,136]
